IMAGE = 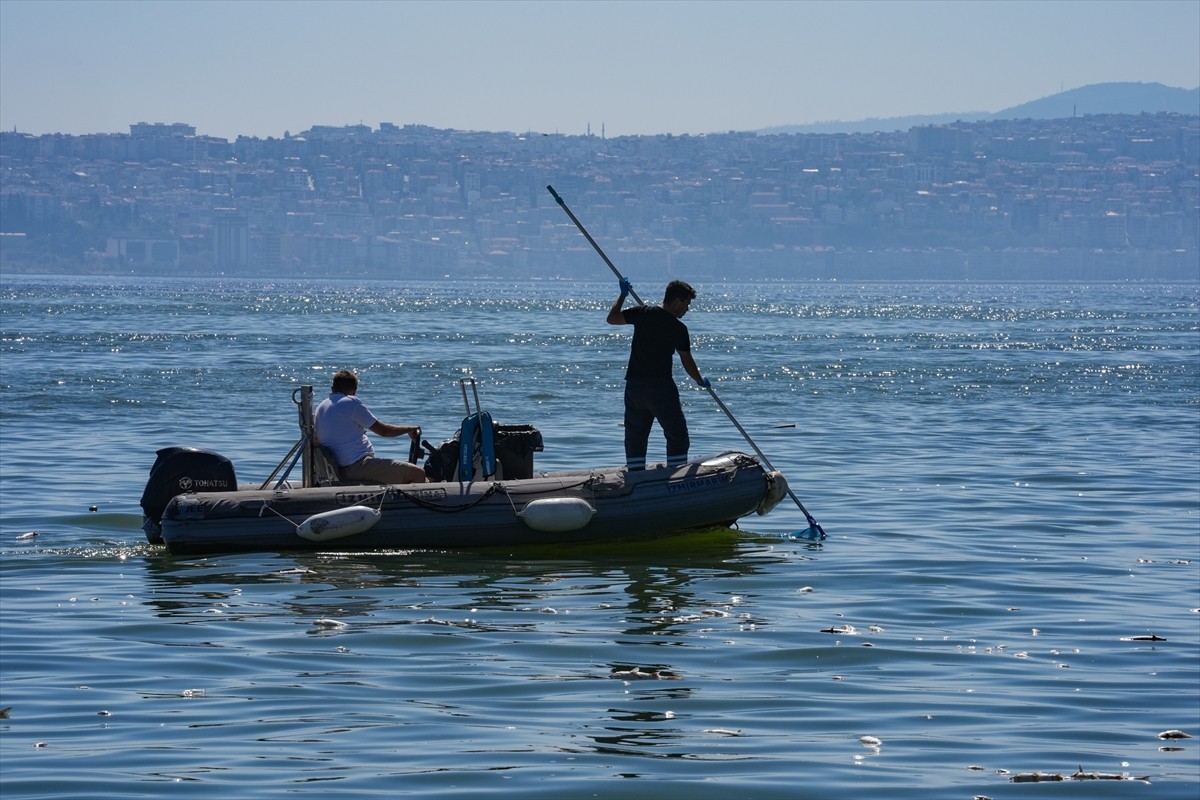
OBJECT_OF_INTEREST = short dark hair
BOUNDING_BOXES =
[664,280,696,304]
[331,369,358,394]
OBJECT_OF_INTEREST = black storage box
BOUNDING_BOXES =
[494,424,543,479]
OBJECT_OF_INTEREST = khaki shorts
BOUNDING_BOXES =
[341,455,426,485]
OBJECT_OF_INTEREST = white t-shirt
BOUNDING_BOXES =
[314,393,378,467]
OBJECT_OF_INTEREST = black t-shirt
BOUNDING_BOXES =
[623,305,690,380]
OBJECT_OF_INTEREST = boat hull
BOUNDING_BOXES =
[156,452,785,555]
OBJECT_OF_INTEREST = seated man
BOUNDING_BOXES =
[313,369,427,484]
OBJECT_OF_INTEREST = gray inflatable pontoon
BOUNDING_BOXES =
[140,386,789,555]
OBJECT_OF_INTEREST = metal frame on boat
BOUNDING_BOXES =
[140,385,790,555]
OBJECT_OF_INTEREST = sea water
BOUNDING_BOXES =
[0,276,1197,799]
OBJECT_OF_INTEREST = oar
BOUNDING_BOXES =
[546,184,645,306]
[548,184,824,539]
[705,386,826,540]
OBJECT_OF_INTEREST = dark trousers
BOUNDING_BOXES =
[624,376,690,470]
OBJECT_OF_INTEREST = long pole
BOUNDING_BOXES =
[705,386,825,539]
[546,184,645,306]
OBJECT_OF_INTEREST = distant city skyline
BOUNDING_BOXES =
[1,0,1197,141]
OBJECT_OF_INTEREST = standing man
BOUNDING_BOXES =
[314,369,427,484]
[607,278,710,471]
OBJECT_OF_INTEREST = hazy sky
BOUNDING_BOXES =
[1,0,1197,140]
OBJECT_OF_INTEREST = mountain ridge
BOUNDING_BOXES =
[758,81,1200,135]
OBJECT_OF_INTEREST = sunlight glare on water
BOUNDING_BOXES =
[1,276,1197,799]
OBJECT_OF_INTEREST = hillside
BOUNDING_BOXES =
[760,82,1199,135]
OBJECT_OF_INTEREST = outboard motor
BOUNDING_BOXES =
[140,446,237,543]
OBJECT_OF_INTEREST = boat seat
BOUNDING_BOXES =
[314,444,345,486]
[313,444,384,487]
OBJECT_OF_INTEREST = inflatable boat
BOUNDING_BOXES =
[140,385,791,555]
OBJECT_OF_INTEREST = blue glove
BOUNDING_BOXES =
[619,277,633,296]
[700,377,711,389]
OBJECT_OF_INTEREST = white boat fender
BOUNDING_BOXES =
[297,505,382,542]
[517,497,596,532]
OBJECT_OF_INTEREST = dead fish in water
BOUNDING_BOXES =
[1121,633,1167,641]
[16,532,37,541]
[0,707,10,719]
[1011,772,1065,783]
[1158,729,1193,740]
[1070,765,1150,781]
[610,667,674,681]
[821,625,857,635]
[312,618,347,629]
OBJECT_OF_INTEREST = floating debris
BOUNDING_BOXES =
[859,735,882,747]
[1157,729,1192,740]
[89,506,98,512]
[0,707,10,719]
[1011,766,1150,782]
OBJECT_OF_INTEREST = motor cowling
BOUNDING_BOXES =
[140,447,237,539]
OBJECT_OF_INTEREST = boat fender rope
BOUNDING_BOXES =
[255,489,389,531]
[258,502,300,530]
[391,483,501,513]
[497,475,596,498]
